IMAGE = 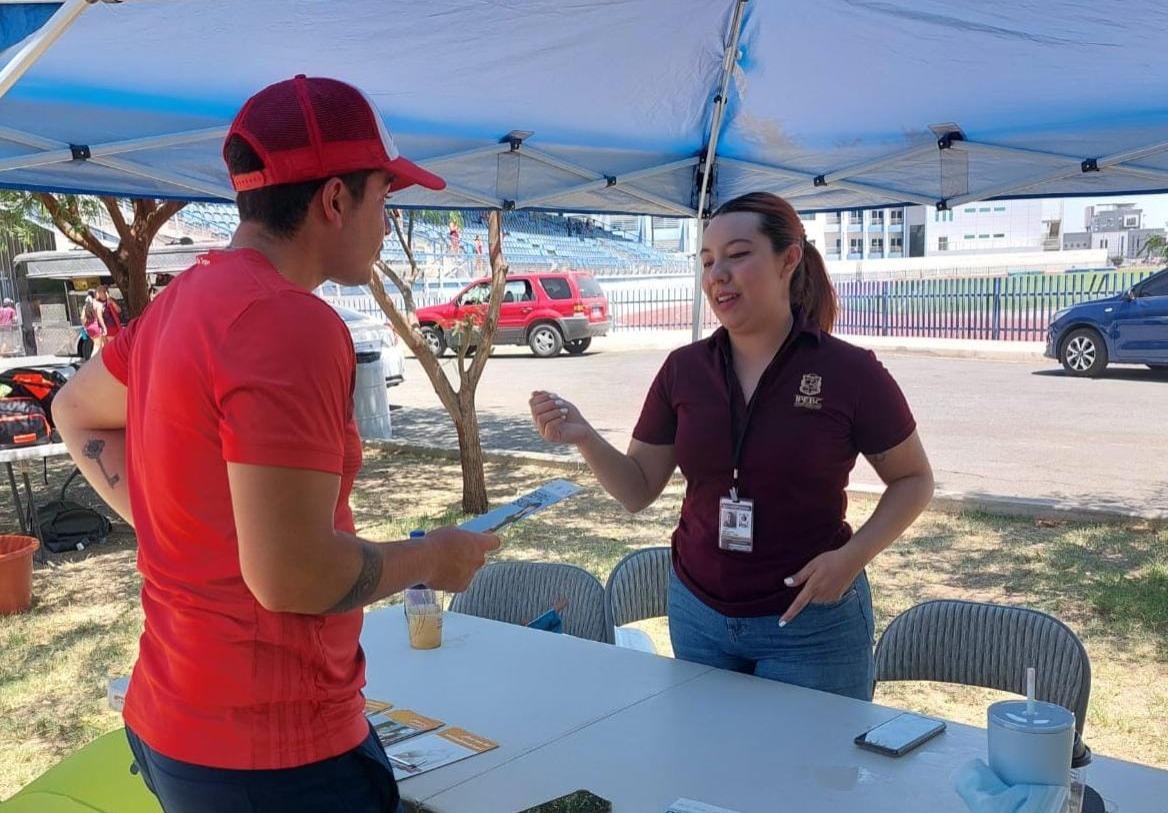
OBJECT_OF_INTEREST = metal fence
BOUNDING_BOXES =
[323,268,1158,341]
[834,269,1155,341]
[606,288,720,332]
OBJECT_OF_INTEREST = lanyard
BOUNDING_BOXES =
[721,325,799,501]
[723,357,757,502]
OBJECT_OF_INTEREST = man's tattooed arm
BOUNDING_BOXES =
[324,541,385,614]
[82,438,120,488]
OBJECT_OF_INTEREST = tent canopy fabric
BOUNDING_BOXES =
[0,0,1166,215]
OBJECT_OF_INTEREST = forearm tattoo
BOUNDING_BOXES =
[82,438,120,487]
[325,541,384,614]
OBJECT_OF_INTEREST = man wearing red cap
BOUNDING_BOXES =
[54,76,499,812]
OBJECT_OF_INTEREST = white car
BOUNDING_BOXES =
[329,303,404,387]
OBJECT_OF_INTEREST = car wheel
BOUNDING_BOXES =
[528,324,564,357]
[1060,328,1108,378]
[564,338,591,355]
[420,326,446,357]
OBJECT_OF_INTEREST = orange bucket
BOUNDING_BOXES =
[0,534,39,614]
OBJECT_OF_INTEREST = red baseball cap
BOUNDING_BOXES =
[225,75,445,194]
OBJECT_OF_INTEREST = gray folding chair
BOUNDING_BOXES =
[874,599,1092,765]
[604,547,671,653]
[450,561,613,644]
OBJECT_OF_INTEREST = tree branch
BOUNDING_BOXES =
[143,200,188,242]
[375,259,417,315]
[467,210,509,387]
[367,269,460,418]
[99,197,131,243]
[389,209,421,284]
[35,193,114,265]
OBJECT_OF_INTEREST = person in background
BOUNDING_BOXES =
[448,218,461,254]
[530,191,933,701]
[54,75,499,813]
[0,297,18,356]
[96,285,123,340]
[82,290,105,355]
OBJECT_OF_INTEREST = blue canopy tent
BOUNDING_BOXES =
[1,0,1166,335]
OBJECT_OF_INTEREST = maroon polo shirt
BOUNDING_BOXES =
[633,313,916,617]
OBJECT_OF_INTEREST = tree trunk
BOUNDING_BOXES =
[454,389,488,514]
[119,243,151,318]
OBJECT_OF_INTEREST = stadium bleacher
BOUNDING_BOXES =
[173,204,689,279]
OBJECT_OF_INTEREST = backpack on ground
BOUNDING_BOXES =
[0,398,51,448]
[36,499,111,553]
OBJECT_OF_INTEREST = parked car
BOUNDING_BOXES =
[1045,266,1168,377]
[414,271,610,358]
[329,303,405,386]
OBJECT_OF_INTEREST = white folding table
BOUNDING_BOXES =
[363,609,1168,813]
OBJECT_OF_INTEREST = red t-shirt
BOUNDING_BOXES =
[633,314,916,617]
[103,249,367,769]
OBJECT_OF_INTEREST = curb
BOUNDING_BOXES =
[403,331,1048,362]
[367,440,1163,524]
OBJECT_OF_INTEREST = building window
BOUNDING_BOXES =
[938,236,949,251]
[994,206,1006,212]
[890,210,903,224]
[871,238,884,252]
[964,234,976,240]
[871,211,884,223]
[979,207,990,213]
[833,238,841,251]
[993,233,1005,238]
[849,238,863,254]
[978,234,989,239]
[891,236,903,250]
[964,207,976,213]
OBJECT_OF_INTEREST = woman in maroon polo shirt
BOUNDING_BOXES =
[530,192,934,700]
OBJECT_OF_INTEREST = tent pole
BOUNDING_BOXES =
[691,0,749,341]
[0,0,94,103]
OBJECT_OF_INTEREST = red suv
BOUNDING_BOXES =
[415,271,610,358]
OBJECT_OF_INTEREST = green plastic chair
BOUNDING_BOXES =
[4,729,161,813]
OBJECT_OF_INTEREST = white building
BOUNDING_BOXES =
[601,197,1074,265]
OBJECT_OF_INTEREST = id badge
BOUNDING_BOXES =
[718,495,754,553]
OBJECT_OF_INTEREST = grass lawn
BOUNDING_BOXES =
[1,447,1165,799]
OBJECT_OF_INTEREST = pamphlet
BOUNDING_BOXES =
[458,479,582,533]
[665,800,742,813]
[368,708,443,749]
[364,698,393,716]
[383,727,499,778]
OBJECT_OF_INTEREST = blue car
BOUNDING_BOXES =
[1045,267,1168,377]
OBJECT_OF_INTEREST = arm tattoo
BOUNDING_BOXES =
[82,438,120,487]
[325,541,383,614]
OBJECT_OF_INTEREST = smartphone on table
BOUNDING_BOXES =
[854,712,946,757]
[517,789,612,813]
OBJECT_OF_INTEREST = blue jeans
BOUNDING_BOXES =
[125,725,402,813]
[668,567,876,700]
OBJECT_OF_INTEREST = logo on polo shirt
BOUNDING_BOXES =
[795,373,823,409]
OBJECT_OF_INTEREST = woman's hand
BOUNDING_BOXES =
[779,546,866,626]
[529,390,593,445]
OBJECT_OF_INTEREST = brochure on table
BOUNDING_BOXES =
[364,699,498,779]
